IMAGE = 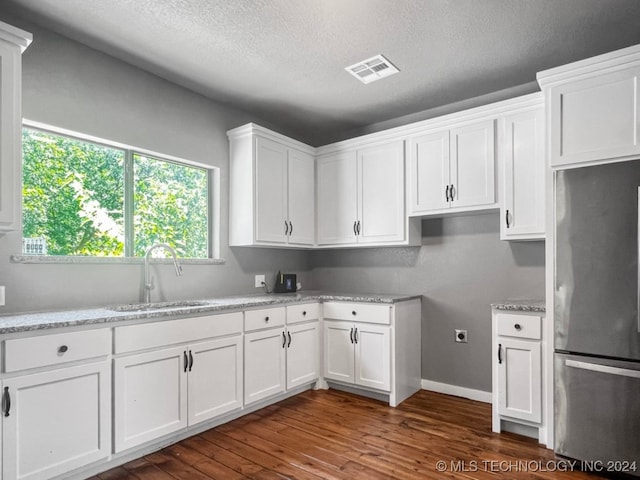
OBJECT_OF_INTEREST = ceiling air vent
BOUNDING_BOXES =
[345,54,399,84]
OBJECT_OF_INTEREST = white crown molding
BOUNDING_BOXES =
[0,20,32,52]
[537,43,640,88]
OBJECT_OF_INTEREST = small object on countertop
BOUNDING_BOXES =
[274,271,297,293]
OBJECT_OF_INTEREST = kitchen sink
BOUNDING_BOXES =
[108,300,213,312]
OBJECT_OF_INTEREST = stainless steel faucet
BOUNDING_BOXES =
[143,243,183,303]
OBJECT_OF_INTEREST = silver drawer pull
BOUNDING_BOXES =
[566,359,640,379]
[58,345,69,354]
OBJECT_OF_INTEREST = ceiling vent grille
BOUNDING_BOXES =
[345,55,399,84]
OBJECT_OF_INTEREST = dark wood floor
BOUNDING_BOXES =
[93,389,606,480]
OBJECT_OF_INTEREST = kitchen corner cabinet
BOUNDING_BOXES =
[537,45,640,168]
[492,309,546,442]
[317,141,415,246]
[244,304,320,405]
[0,22,31,233]
[113,312,243,452]
[322,299,421,407]
[409,119,496,216]
[500,105,545,240]
[2,329,111,480]
[228,124,315,247]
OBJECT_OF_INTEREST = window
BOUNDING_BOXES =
[22,127,211,259]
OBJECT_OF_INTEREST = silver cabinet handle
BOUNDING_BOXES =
[566,359,640,379]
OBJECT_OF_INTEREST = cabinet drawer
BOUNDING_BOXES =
[245,307,286,331]
[115,312,243,353]
[5,328,111,372]
[287,303,320,324]
[323,302,391,325]
[497,313,541,340]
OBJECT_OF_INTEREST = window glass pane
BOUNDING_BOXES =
[22,129,125,256]
[133,154,208,258]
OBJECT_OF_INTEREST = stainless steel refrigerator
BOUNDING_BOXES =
[555,160,640,472]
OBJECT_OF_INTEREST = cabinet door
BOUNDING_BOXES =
[501,107,545,240]
[358,141,406,243]
[354,323,391,391]
[286,322,319,389]
[0,40,22,232]
[287,149,315,245]
[255,136,288,243]
[497,338,541,423]
[2,362,110,480]
[317,152,358,245]
[188,336,243,426]
[323,320,355,384]
[114,346,187,452]
[408,130,450,213]
[450,120,496,208]
[549,67,640,167]
[244,328,286,405]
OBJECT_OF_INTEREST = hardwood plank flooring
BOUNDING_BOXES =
[97,389,608,480]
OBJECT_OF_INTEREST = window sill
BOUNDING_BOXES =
[10,255,226,265]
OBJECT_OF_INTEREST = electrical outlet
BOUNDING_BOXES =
[254,274,265,288]
[0,286,4,306]
[455,329,468,343]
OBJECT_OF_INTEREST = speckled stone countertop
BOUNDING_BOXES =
[491,300,546,313]
[0,291,421,334]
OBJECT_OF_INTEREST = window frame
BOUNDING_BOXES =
[21,120,221,262]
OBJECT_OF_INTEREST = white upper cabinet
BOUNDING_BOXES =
[228,124,315,247]
[501,103,545,240]
[409,119,496,216]
[409,130,450,212]
[450,120,496,208]
[317,140,416,247]
[317,151,358,245]
[254,136,288,243]
[0,22,32,233]
[538,45,640,168]
[358,142,406,244]
[287,148,316,245]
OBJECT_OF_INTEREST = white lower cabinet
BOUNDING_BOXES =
[114,335,243,453]
[323,300,421,407]
[114,346,187,452]
[286,321,319,389]
[244,327,287,405]
[0,298,418,478]
[492,309,546,442]
[113,313,244,452]
[244,305,320,405]
[323,320,390,392]
[497,337,541,423]
[2,362,110,480]
[188,336,243,425]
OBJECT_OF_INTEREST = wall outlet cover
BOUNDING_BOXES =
[455,329,468,343]
[254,274,265,288]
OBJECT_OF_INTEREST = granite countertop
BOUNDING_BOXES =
[491,299,546,313]
[0,291,421,334]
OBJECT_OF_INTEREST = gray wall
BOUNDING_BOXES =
[310,212,545,392]
[0,15,312,313]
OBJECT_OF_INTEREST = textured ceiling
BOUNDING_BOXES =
[3,0,640,145]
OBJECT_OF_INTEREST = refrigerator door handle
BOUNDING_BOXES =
[566,359,640,379]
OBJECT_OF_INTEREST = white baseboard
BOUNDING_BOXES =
[421,379,491,403]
